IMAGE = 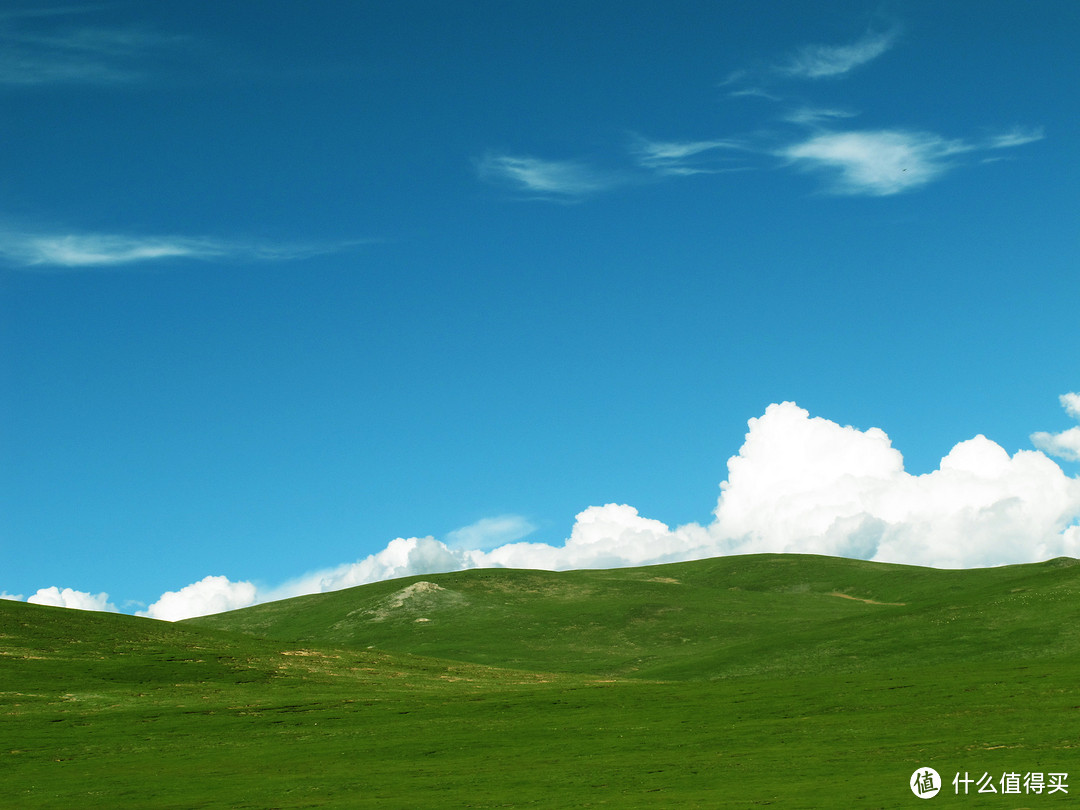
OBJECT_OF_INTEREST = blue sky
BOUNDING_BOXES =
[2,1,1078,618]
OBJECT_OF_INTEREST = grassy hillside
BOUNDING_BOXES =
[189,553,1080,680]
[4,553,1080,808]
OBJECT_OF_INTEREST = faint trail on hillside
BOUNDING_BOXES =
[827,592,906,606]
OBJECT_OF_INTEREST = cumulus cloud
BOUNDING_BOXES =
[1032,429,1080,462]
[1031,393,1080,463]
[705,403,1080,567]
[386,403,1080,573]
[476,504,699,571]
[1064,393,1080,420]
[1,591,25,601]
[140,575,257,622]
[135,399,1080,620]
[27,586,117,612]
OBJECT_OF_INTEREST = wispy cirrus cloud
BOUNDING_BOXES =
[445,515,537,551]
[631,137,747,176]
[480,123,1043,201]
[782,106,859,127]
[718,74,783,101]
[477,153,624,200]
[0,7,187,86]
[0,230,364,269]
[984,127,1046,150]
[780,129,968,196]
[481,24,1041,202]
[780,29,899,79]
[721,28,899,98]
[780,126,1045,196]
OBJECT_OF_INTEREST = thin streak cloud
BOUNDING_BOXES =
[445,515,537,551]
[782,106,859,126]
[0,230,365,269]
[780,29,898,79]
[984,127,1046,149]
[0,9,187,86]
[477,153,622,199]
[721,28,899,96]
[632,137,747,176]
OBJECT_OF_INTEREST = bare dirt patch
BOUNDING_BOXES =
[346,581,468,624]
[827,592,906,606]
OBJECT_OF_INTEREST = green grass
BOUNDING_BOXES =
[4,553,1080,807]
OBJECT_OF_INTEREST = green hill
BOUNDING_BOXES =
[188,553,1080,680]
[4,553,1079,808]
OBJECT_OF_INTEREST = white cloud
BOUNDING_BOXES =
[15,234,219,266]
[720,29,897,96]
[1032,428,1080,463]
[781,30,898,79]
[140,575,257,622]
[778,124,1044,196]
[131,399,1080,620]
[482,31,1040,202]
[413,402,1080,572]
[632,137,745,176]
[1061,392,1080,420]
[0,9,187,86]
[780,129,970,195]
[480,503,705,571]
[445,515,536,550]
[0,230,361,269]
[477,154,619,198]
[705,403,1080,568]
[1,591,25,601]
[1031,392,1080,463]
[725,85,784,102]
[985,127,1045,150]
[264,536,473,604]
[27,586,117,612]
[783,106,858,126]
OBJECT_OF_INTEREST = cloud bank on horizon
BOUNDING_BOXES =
[9,396,1078,622]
